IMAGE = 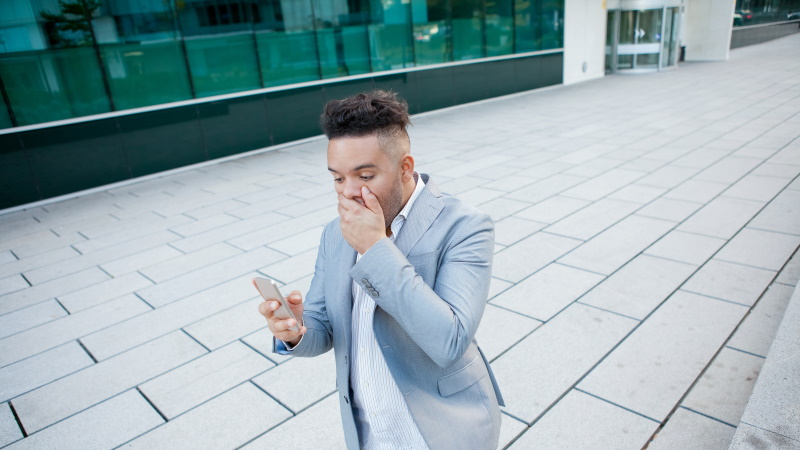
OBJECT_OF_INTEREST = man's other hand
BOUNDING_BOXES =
[258,289,306,346]
[338,186,387,254]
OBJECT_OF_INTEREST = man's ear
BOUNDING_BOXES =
[400,154,415,181]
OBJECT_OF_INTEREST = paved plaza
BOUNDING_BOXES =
[1,34,799,449]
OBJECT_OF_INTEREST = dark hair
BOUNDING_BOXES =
[320,90,411,141]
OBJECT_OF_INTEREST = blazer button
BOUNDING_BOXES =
[361,278,371,288]
[369,289,379,298]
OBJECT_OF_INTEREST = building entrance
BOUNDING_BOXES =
[606,1,682,73]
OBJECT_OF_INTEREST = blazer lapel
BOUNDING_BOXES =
[335,234,357,350]
[394,175,445,257]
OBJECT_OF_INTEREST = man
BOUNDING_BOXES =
[259,90,503,450]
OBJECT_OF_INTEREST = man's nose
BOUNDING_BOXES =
[342,179,363,200]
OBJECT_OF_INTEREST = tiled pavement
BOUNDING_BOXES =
[1,33,799,449]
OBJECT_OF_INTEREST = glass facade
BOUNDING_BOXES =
[733,0,800,26]
[0,0,564,129]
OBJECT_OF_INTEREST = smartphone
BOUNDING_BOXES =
[252,277,300,332]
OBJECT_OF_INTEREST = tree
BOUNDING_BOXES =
[40,0,101,48]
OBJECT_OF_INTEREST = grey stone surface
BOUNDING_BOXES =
[635,197,703,223]
[491,263,605,321]
[509,390,658,449]
[724,174,793,202]
[492,232,582,283]
[678,197,765,239]
[240,392,346,449]
[682,348,764,426]
[748,189,800,236]
[644,230,727,266]
[648,407,736,450]
[682,259,775,306]
[578,291,748,421]
[184,298,266,350]
[0,274,28,296]
[607,183,667,204]
[80,274,258,361]
[240,329,293,365]
[0,267,110,316]
[738,338,800,442]
[729,423,800,450]
[578,254,697,320]
[135,247,285,308]
[252,351,336,413]
[499,412,528,449]
[475,304,542,361]
[125,383,292,449]
[57,272,153,313]
[560,168,645,201]
[715,228,800,272]
[544,198,640,240]
[6,390,163,450]
[514,195,590,224]
[139,341,274,419]
[0,342,94,403]
[139,242,242,283]
[727,283,794,356]
[0,294,151,367]
[99,245,183,278]
[557,215,675,275]
[776,251,800,286]
[663,179,728,204]
[0,402,22,447]
[13,331,206,434]
[0,299,66,339]
[492,303,638,423]
[258,248,317,285]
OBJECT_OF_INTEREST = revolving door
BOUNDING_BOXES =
[606,1,682,73]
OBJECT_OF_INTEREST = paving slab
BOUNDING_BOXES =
[514,195,590,224]
[240,329,293,365]
[635,197,703,223]
[491,303,638,423]
[5,390,163,450]
[139,341,273,419]
[474,304,542,361]
[544,198,640,240]
[0,294,151,368]
[0,342,94,403]
[492,232,583,283]
[682,259,776,306]
[715,228,800,272]
[677,196,765,239]
[776,251,800,286]
[0,402,22,447]
[727,283,795,357]
[747,189,800,236]
[12,331,205,434]
[648,407,736,450]
[681,347,764,426]
[491,262,605,321]
[578,291,748,421]
[557,215,675,275]
[578,254,697,320]
[644,230,727,266]
[125,383,292,449]
[138,242,243,283]
[183,299,267,350]
[509,389,658,449]
[663,179,728,204]
[80,274,259,361]
[57,272,153,313]
[0,267,110,316]
[251,351,336,413]
[0,299,67,339]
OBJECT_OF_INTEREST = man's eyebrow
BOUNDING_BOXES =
[328,164,377,173]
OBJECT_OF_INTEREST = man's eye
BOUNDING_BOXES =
[361,176,373,181]
[333,178,343,183]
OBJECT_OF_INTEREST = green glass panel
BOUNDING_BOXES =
[316,28,344,79]
[452,18,483,60]
[369,24,414,70]
[539,0,564,49]
[413,21,449,65]
[486,0,513,57]
[100,41,192,111]
[341,25,372,75]
[514,0,539,52]
[256,30,320,87]
[184,33,261,97]
[0,47,110,126]
[0,102,12,129]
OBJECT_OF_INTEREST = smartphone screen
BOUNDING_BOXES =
[253,277,300,332]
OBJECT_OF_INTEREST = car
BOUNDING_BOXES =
[788,11,800,20]
[733,9,753,26]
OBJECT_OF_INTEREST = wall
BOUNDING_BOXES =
[0,52,564,210]
[684,0,736,60]
[563,0,607,84]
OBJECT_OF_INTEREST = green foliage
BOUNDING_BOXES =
[40,0,101,48]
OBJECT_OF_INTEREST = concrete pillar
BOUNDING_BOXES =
[684,0,736,60]
[563,0,608,85]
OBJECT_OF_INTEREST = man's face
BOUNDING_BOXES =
[327,134,404,230]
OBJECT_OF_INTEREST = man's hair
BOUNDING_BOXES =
[320,90,411,160]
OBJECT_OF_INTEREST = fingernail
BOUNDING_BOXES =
[363,187,370,194]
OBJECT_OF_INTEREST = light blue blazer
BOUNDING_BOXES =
[275,175,504,449]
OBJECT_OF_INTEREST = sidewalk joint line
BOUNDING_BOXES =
[573,388,660,423]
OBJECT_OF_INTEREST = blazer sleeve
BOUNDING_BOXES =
[349,212,494,368]
[272,222,335,357]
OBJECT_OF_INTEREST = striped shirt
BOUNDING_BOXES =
[350,174,429,450]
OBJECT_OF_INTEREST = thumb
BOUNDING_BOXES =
[361,187,382,213]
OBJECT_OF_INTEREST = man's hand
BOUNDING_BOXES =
[258,289,306,346]
[338,186,387,254]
